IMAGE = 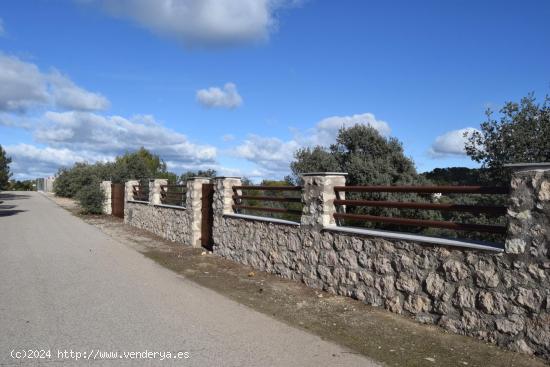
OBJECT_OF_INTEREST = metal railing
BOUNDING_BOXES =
[132,184,149,201]
[160,185,187,207]
[333,185,509,235]
[232,185,303,219]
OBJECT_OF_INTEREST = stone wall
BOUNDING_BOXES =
[212,168,550,360]
[122,168,549,359]
[123,178,211,247]
[125,201,191,244]
[213,216,549,359]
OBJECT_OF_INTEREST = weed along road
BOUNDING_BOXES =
[0,192,375,366]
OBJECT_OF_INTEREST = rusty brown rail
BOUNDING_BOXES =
[233,185,303,191]
[334,213,506,234]
[334,185,508,194]
[232,205,302,215]
[132,185,149,201]
[334,199,506,215]
[161,185,186,189]
[160,185,186,206]
[233,195,302,203]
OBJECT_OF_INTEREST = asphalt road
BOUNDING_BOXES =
[0,192,377,366]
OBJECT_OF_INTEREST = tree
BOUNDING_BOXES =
[290,147,339,183]
[8,180,35,191]
[54,163,101,198]
[290,125,438,232]
[110,147,172,183]
[179,169,217,184]
[291,125,423,186]
[0,145,12,190]
[465,93,550,184]
[422,167,484,186]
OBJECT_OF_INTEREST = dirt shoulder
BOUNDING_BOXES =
[46,193,547,367]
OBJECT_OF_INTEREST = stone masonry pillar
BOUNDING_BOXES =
[505,163,550,255]
[124,180,139,202]
[211,177,242,248]
[100,180,112,215]
[149,179,168,205]
[212,177,242,217]
[301,172,347,231]
[124,180,139,223]
[186,177,212,248]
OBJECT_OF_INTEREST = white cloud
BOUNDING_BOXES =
[4,144,102,180]
[88,0,300,47]
[35,111,217,164]
[304,113,391,146]
[0,53,109,112]
[234,135,300,172]
[0,54,49,111]
[232,112,390,174]
[429,127,479,157]
[48,71,110,111]
[196,83,243,109]
[6,111,218,179]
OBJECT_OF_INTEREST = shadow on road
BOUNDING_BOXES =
[0,193,32,201]
[0,209,26,217]
[0,193,31,217]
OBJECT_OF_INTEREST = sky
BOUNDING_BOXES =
[0,0,549,180]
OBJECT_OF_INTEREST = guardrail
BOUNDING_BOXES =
[333,185,509,235]
[232,185,303,219]
[160,185,186,207]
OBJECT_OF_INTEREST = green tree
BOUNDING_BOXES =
[179,169,217,184]
[291,125,423,186]
[0,145,12,190]
[290,125,438,232]
[465,93,550,184]
[8,180,35,191]
[422,167,484,186]
[54,163,101,198]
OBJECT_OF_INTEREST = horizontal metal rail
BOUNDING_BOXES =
[233,185,302,191]
[333,199,507,215]
[333,213,506,234]
[133,184,149,201]
[334,185,509,194]
[233,205,302,215]
[233,195,302,203]
[161,192,186,197]
[161,185,186,189]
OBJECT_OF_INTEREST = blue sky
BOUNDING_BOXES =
[0,0,549,180]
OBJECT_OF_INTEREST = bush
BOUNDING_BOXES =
[54,163,101,198]
[76,184,105,214]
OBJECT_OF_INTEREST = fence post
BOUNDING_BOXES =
[100,180,112,215]
[212,177,242,217]
[150,179,168,205]
[504,163,550,254]
[124,180,138,222]
[300,172,347,231]
[186,177,212,248]
[212,177,242,247]
[124,180,139,202]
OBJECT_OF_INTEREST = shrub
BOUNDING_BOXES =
[76,184,105,214]
[54,163,100,198]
